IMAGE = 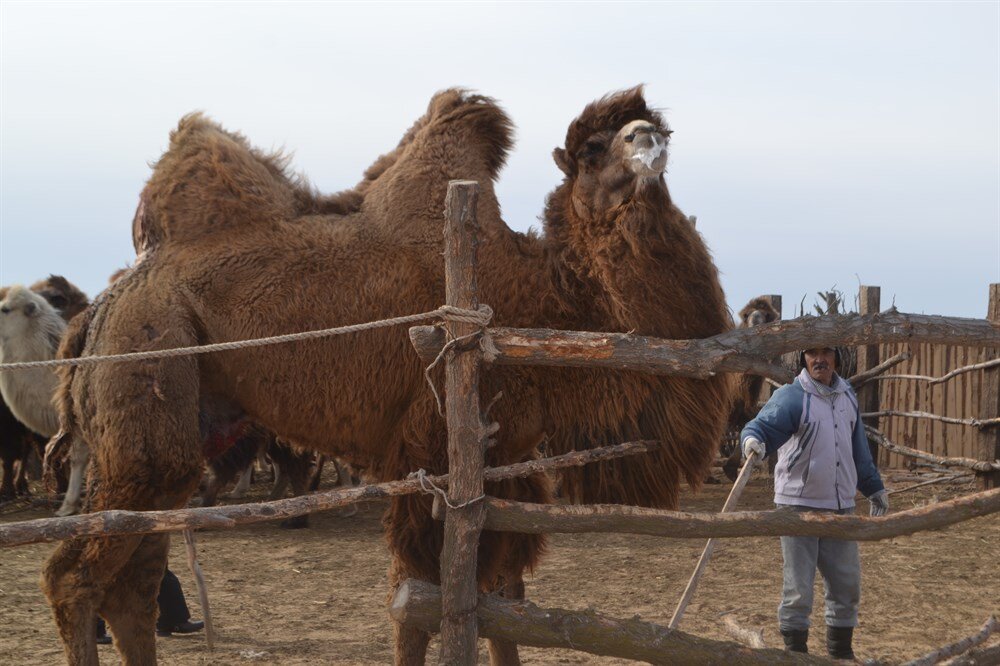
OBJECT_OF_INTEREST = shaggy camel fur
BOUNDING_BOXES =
[0,277,88,499]
[43,88,732,666]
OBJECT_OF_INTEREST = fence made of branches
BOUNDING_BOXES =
[1,180,998,665]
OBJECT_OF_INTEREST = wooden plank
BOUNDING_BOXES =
[977,284,1000,489]
[858,286,882,464]
[438,180,486,664]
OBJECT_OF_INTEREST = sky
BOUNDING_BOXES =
[1,1,997,321]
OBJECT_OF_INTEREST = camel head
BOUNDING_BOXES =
[552,86,672,220]
[738,297,780,329]
[29,275,89,322]
[0,285,52,345]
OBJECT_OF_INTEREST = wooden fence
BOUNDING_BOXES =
[2,181,999,665]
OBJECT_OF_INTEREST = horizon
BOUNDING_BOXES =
[2,2,997,321]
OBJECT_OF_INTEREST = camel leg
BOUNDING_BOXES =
[99,533,170,666]
[55,440,89,516]
[0,455,14,499]
[487,574,524,666]
[42,533,145,666]
[388,558,433,666]
[226,464,253,499]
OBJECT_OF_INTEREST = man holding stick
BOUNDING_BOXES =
[741,346,889,659]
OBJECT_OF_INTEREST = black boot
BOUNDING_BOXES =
[781,628,809,653]
[827,626,855,660]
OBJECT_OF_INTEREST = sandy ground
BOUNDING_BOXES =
[1,471,997,665]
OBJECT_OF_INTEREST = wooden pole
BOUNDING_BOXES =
[182,529,215,649]
[390,579,832,665]
[479,487,1000,540]
[977,284,1000,490]
[438,180,486,665]
[1,441,662,549]
[858,286,882,464]
[408,312,999,381]
[669,451,758,629]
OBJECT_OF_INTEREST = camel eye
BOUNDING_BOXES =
[580,140,605,159]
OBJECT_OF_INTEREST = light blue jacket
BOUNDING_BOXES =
[741,369,884,510]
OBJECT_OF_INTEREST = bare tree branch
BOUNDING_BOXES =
[0,441,660,548]
[480,488,1000,541]
[864,410,1000,429]
[902,616,998,666]
[849,350,912,388]
[409,311,997,382]
[869,357,1000,386]
[390,579,832,665]
[867,427,1000,472]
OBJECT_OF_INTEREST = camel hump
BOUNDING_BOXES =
[359,88,514,189]
[133,112,303,253]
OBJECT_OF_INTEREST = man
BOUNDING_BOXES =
[741,346,889,659]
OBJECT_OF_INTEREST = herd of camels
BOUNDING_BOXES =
[16,86,778,665]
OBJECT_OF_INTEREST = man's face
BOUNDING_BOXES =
[804,347,837,386]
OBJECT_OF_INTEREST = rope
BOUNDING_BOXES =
[407,468,485,509]
[421,305,497,416]
[0,305,495,372]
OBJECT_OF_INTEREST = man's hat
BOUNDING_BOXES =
[798,347,843,370]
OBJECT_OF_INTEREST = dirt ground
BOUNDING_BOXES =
[2,470,997,665]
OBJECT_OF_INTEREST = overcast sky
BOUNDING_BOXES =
[1,1,997,321]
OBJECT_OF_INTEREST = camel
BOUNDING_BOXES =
[0,277,88,499]
[42,87,733,665]
[721,297,781,481]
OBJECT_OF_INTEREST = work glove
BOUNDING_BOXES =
[741,437,765,464]
[869,489,889,517]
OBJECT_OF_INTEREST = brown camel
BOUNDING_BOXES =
[722,297,780,481]
[42,87,732,665]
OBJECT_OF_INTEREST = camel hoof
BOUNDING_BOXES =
[54,504,79,517]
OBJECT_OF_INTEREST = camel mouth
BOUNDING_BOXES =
[627,132,668,176]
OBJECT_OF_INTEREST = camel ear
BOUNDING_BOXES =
[552,147,574,176]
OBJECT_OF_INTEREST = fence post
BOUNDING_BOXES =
[858,286,882,465]
[977,284,1000,490]
[439,180,487,664]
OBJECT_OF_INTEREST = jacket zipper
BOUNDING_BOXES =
[832,399,842,511]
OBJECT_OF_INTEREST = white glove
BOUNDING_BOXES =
[742,437,765,464]
[869,490,889,517]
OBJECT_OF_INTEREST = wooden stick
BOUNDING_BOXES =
[887,473,972,497]
[182,529,215,649]
[869,357,1000,386]
[669,451,757,629]
[0,440,660,548]
[409,311,1000,382]
[479,487,1000,540]
[390,579,832,665]
[849,349,911,388]
[943,642,1000,666]
[902,615,998,666]
[863,410,1000,429]
[867,427,1000,472]
[722,615,766,650]
[438,180,485,665]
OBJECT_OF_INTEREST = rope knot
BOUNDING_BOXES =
[406,469,485,510]
[438,304,494,328]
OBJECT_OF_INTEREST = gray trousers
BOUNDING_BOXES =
[778,505,860,631]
